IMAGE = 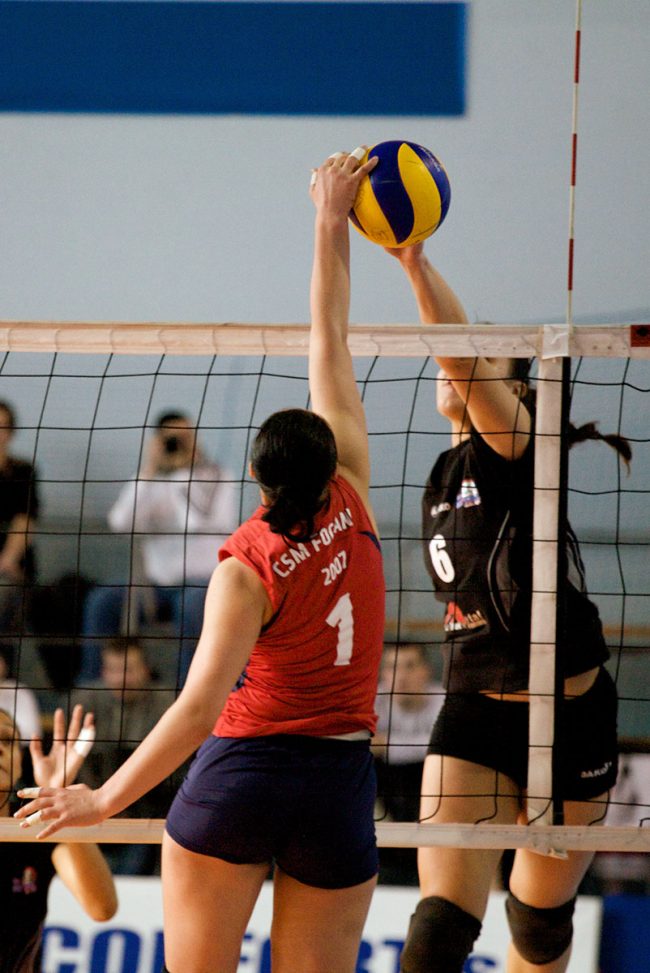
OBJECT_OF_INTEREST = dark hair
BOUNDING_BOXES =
[155,410,189,428]
[510,358,533,383]
[251,409,337,543]
[383,642,432,667]
[0,401,16,431]
[102,636,146,658]
[0,643,15,677]
[568,420,632,470]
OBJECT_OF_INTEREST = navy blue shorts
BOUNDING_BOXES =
[165,734,378,889]
[428,666,618,800]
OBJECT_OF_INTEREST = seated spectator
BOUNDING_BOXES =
[373,642,445,885]
[0,400,39,638]
[72,636,177,874]
[79,411,238,686]
[0,643,41,746]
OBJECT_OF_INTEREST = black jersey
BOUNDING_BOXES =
[422,429,609,693]
[1,841,56,973]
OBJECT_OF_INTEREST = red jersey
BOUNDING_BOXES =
[214,474,385,738]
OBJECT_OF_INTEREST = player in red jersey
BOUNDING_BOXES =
[15,148,384,973]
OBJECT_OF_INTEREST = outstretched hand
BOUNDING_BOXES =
[309,148,378,221]
[14,781,104,840]
[13,704,103,839]
[30,704,96,789]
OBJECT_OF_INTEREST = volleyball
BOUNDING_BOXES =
[350,141,451,248]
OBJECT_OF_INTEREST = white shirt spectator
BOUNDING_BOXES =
[108,463,238,586]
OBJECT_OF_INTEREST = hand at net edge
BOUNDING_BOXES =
[13,782,105,840]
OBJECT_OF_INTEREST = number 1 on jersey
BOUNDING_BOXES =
[326,592,354,666]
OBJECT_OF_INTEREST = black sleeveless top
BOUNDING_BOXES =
[1,841,56,972]
[422,429,609,693]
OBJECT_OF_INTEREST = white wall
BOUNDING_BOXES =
[1,0,648,328]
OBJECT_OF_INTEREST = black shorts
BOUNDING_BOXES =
[427,667,618,800]
[165,734,378,889]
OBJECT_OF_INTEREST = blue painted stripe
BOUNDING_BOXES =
[0,2,467,115]
[368,141,415,245]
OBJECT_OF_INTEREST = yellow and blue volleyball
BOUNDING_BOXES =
[350,141,451,248]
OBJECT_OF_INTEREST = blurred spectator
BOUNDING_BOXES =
[373,643,445,885]
[0,400,39,638]
[79,411,238,686]
[32,572,92,695]
[0,642,41,745]
[73,636,177,874]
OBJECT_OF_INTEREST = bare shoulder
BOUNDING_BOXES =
[335,466,379,537]
[214,554,266,594]
[211,554,273,625]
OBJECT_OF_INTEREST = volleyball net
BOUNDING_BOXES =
[0,320,648,855]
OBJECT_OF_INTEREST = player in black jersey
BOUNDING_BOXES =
[386,242,629,973]
[1,706,116,972]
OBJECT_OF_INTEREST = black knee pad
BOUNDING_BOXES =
[400,896,482,973]
[505,891,576,965]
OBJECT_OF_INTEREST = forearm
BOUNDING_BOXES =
[52,843,117,921]
[0,514,30,565]
[95,697,215,819]
[399,252,468,326]
[310,211,351,348]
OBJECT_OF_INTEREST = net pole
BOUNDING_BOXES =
[551,357,572,825]
[527,0,583,828]
[527,355,563,825]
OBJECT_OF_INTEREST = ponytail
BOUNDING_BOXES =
[261,483,323,544]
[251,409,337,544]
[568,421,632,471]
[507,367,632,473]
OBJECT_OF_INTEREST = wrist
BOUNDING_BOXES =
[93,785,114,821]
[315,210,349,234]
[399,250,428,274]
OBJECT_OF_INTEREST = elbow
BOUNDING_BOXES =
[87,889,119,922]
[172,694,218,744]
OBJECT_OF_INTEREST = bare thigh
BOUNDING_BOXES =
[162,831,269,973]
[418,754,522,920]
[270,867,377,973]
[508,794,609,907]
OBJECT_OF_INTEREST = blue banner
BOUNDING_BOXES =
[0,1,467,115]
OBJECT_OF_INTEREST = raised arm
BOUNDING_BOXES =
[308,149,378,515]
[15,557,270,838]
[387,243,469,327]
[389,243,530,459]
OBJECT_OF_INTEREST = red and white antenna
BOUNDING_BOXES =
[567,0,583,327]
